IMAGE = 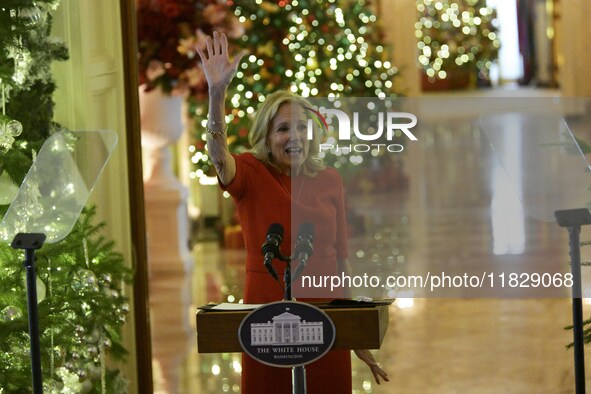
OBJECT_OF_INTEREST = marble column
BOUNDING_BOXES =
[139,85,192,276]
[139,85,193,393]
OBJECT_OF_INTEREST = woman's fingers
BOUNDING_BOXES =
[197,32,243,89]
[205,35,213,58]
[370,364,389,384]
[221,32,229,57]
[196,45,206,62]
[371,367,381,384]
[230,50,247,72]
[202,32,229,60]
[213,31,222,56]
[354,349,389,385]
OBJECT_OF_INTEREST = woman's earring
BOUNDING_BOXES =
[265,145,271,154]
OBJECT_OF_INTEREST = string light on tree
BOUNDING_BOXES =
[188,0,401,179]
[415,0,500,83]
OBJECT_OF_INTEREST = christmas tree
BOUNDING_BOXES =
[416,0,500,85]
[188,0,401,177]
[0,1,132,392]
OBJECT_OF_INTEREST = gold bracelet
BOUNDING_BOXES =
[206,123,227,137]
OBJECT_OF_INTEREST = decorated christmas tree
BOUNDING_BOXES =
[0,1,132,392]
[188,0,401,177]
[416,0,500,86]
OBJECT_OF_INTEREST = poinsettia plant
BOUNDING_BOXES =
[136,0,243,95]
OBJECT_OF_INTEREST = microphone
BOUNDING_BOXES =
[262,223,284,280]
[292,222,314,280]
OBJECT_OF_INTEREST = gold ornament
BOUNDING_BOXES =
[260,68,273,81]
[260,2,280,13]
[257,41,275,58]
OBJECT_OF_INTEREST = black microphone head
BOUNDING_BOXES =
[262,223,284,256]
[295,222,314,259]
[298,222,314,238]
[268,223,284,239]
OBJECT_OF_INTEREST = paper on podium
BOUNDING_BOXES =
[208,303,263,311]
[0,130,117,244]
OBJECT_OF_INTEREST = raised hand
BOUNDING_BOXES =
[196,31,246,92]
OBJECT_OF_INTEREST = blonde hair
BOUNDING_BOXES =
[248,90,325,176]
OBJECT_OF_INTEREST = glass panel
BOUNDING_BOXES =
[280,98,591,298]
[481,111,591,222]
[0,130,117,243]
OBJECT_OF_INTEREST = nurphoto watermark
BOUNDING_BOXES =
[301,98,419,155]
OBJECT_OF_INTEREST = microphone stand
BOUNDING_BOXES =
[263,224,313,394]
[267,252,307,394]
[280,255,307,394]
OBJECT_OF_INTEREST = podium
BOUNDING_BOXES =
[196,303,390,354]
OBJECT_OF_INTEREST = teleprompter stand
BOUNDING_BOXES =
[481,109,591,394]
[554,208,591,394]
[11,233,46,394]
[0,131,117,391]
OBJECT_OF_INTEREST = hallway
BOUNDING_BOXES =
[151,94,591,393]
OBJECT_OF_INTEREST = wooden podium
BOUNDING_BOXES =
[196,303,390,353]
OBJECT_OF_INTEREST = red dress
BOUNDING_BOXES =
[222,153,352,394]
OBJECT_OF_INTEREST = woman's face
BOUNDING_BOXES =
[267,103,309,175]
